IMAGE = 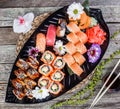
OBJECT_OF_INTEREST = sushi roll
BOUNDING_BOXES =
[38,76,51,88]
[76,31,88,44]
[11,78,25,90]
[38,64,53,76]
[65,42,76,55]
[67,32,79,44]
[24,88,33,99]
[24,78,37,89]
[27,56,39,69]
[69,63,83,76]
[50,70,65,82]
[52,56,65,70]
[67,22,80,33]
[14,69,27,80]
[63,53,75,66]
[13,89,25,100]
[26,68,40,80]
[75,42,87,54]
[36,33,46,53]
[16,59,29,71]
[41,50,56,64]
[48,81,63,95]
[73,52,86,65]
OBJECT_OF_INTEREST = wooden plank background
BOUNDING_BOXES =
[0,0,120,109]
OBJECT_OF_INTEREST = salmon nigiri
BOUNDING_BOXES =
[46,24,56,46]
[67,32,79,44]
[69,63,83,76]
[63,53,75,66]
[76,31,88,44]
[65,42,77,55]
[36,33,46,53]
[73,52,86,65]
[75,42,87,54]
[67,22,80,33]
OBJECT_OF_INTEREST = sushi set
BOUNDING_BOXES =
[5,2,110,103]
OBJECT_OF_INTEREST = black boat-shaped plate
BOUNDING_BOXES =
[5,6,110,103]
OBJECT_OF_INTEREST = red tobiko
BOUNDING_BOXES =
[86,25,106,45]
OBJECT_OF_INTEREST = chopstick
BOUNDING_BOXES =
[89,59,120,109]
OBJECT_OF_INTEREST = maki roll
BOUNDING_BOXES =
[41,50,56,64]
[52,56,65,70]
[38,64,53,76]
[50,70,65,82]
[26,68,40,80]
[38,76,51,88]
[48,81,63,95]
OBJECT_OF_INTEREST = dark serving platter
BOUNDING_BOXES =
[5,6,110,103]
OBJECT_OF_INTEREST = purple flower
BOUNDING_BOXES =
[28,47,39,58]
[87,44,101,63]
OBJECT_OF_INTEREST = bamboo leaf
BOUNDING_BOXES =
[82,0,90,15]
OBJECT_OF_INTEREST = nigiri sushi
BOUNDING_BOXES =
[63,53,75,66]
[13,89,25,100]
[36,33,46,53]
[50,70,65,82]
[69,63,83,76]
[38,64,53,76]
[48,81,63,95]
[46,24,56,46]
[65,42,76,55]
[75,42,87,54]
[26,68,40,80]
[73,52,86,65]
[76,31,88,44]
[67,32,79,44]
[52,56,65,70]
[41,50,56,64]
[67,22,80,33]
[38,76,51,88]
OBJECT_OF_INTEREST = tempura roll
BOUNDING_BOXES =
[41,50,56,64]
[52,56,65,70]
[38,64,53,76]
[50,70,65,82]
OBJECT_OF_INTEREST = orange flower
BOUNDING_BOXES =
[86,25,106,45]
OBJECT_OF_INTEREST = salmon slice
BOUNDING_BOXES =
[73,52,86,65]
[70,63,83,76]
[63,53,75,66]
[76,31,88,44]
[46,24,56,46]
[75,42,87,54]
[67,22,80,33]
[65,42,77,55]
[67,32,79,44]
[36,33,46,53]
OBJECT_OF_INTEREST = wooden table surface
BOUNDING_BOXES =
[0,0,120,109]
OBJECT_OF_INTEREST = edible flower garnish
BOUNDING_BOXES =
[67,2,84,20]
[87,44,101,63]
[28,47,39,58]
[54,40,66,55]
[32,87,49,99]
[13,12,34,33]
[86,25,106,45]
